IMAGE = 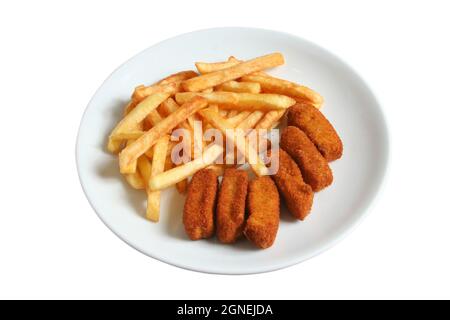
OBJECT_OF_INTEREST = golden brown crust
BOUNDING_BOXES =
[216,169,249,243]
[287,103,343,161]
[271,149,314,220]
[280,126,333,192]
[183,169,218,240]
[244,176,280,249]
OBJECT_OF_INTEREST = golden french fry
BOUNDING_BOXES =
[241,74,323,108]
[137,155,152,182]
[236,111,265,129]
[160,98,191,130]
[216,81,261,94]
[149,143,224,191]
[146,136,169,221]
[201,87,214,93]
[107,93,170,153]
[124,100,136,116]
[119,97,208,174]
[110,131,145,140]
[175,92,295,111]
[157,70,198,85]
[124,171,145,189]
[198,108,269,176]
[226,111,251,127]
[255,110,285,129]
[183,53,284,92]
[195,57,241,74]
[131,82,180,103]
[144,110,163,130]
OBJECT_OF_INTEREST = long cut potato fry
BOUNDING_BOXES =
[131,81,180,104]
[147,136,170,221]
[149,144,224,191]
[195,56,240,74]
[157,70,198,86]
[227,111,251,127]
[124,171,145,189]
[107,93,170,153]
[215,81,261,94]
[182,53,284,92]
[175,92,295,111]
[198,108,269,176]
[119,97,208,174]
[255,110,286,129]
[236,111,265,129]
[241,74,323,108]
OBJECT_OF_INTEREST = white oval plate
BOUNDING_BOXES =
[76,27,389,274]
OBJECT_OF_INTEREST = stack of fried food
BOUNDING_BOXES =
[107,52,342,248]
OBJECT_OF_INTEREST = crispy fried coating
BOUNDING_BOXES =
[280,126,333,192]
[271,148,314,220]
[287,103,343,161]
[244,176,280,249]
[216,169,249,243]
[183,169,218,240]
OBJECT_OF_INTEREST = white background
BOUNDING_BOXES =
[0,0,449,300]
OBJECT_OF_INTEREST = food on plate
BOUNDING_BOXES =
[175,92,296,111]
[241,74,323,108]
[105,51,343,249]
[183,53,284,92]
[108,93,170,153]
[287,102,343,161]
[244,176,280,248]
[280,126,333,191]
[183,169,219,240]
[215,81,261,94]
[198,107,269,177]
[270,149,314,220]
[119,96,208,174]
[149,143,223,191]
[216,169,249,243]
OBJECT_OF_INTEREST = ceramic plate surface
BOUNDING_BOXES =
[76,27,389,274]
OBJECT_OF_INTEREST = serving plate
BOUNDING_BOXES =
[76,27,389,274]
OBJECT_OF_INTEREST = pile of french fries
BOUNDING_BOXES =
[107,52,323,222]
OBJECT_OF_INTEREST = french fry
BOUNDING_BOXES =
[241,74,323,108]
[157,70,198,85]
[149,144,224,191]
[124,171,145,189]
[175,92,295,111]
[124,100,136,116]
[236,111,265,129]
[216,81,261,94]
[198,108,269,176]
[147,136,170,221]
[255,110,286,129]
[144,110,163,130]
[110,131,145,140]
[183,53,284,92]
[131,82,180,103]
[201,87,214,93]
[119,97,208,174]
[160,98,191,130]
[226,111,251,127]
[107,93,170,153]
[196,57,240,74]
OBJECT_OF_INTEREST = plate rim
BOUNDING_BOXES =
[75,26,391,275]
